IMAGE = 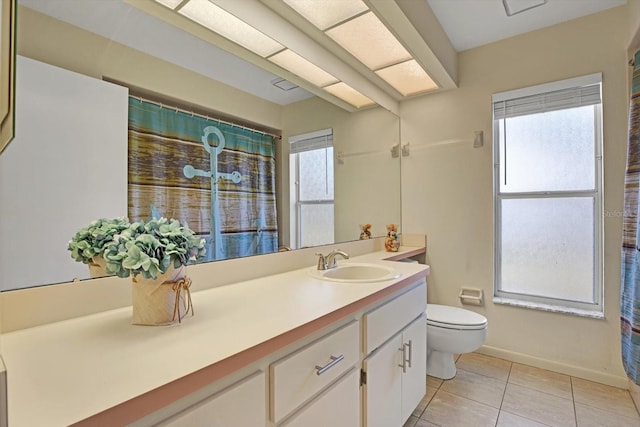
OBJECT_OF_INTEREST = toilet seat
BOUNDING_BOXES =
[427,304,487,330]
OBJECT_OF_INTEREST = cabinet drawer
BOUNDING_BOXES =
[281,368,360,427]
[271,320,359,424]
[160,371,265,427]
[363,280,426,355]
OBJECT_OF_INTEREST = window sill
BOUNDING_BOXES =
[493,297,604,319]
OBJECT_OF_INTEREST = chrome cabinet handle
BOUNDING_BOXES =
[315,354,344,376]
[398,346,407,373]
[405,340,413,368]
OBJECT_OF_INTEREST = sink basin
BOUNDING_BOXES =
[310,263,401,283]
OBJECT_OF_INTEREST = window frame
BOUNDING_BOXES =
[492,74,604,316]
[288,128,334,249]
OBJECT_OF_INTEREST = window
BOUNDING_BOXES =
[289,129,334,248]
[492,74,603,315]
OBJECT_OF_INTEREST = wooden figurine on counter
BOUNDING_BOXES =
[385,223,399,252]
[359,223,372,240]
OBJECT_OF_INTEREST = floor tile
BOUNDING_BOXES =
[427,375,444,390]
[501,383,576,427]
[403,415,418,427]
[571,377,640,420]
[575,402,640,427]
[412,392,430,418]
[496,411,550,427]
[440,368,507,408]
[456,352,512,381]
[414,418,439,427]
[421,389,499,427]
[509,363,572,400]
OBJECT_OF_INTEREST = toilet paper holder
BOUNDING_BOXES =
[459,287,483,306]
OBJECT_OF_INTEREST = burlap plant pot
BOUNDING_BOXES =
[131,265,194,326]
[88,255,108,278]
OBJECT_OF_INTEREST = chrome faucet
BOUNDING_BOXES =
[316,249,350,270]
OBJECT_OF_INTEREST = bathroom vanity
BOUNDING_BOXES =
[0,244,428,427]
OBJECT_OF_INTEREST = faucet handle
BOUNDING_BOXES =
[315,253,327,270]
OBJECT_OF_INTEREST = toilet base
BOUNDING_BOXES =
[427,349,457,380]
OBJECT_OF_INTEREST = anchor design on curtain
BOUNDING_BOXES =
[183,126,242,261]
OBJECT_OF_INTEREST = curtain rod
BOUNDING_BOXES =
[130,95,282,139]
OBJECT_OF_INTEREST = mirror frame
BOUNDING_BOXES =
[0,0,16,153]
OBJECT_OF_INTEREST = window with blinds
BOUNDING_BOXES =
[492,73,603,315]
[289,128,334,248]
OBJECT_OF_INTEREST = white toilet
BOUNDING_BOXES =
[426,304,488,380]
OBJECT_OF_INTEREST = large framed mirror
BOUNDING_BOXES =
[0,0,401,291]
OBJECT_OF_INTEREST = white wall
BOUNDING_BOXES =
[0,56,128,290]
[401,5,630,386]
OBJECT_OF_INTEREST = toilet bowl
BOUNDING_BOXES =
[426,304,488,380]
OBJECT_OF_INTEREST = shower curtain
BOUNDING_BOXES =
[127,98,278,262]
[621,50,640,385]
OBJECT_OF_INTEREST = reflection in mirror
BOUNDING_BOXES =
[0,0,400,291]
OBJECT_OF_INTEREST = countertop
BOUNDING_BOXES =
[1,248,428,426]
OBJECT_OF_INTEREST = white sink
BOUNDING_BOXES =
[310,263,401,283]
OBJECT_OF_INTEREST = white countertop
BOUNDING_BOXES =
[1,249,428,427]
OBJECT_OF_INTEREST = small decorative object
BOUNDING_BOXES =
[359,223,372,240]
[385,223,400,252]
[103,217,206,326]
[68,217,131,278]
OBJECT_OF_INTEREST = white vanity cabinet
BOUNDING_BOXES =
[270,320,360,425]
[362,281,427,427]
[158,371,266,427]
[280,368,360,427]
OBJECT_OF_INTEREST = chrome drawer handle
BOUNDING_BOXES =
[405,340,413,368]
[398,346,407,373]
[315,355,344,376]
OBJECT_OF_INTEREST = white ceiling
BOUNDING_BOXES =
[427,0,626,52]
[19,0,628,106]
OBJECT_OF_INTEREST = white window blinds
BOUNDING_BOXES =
[492,73,602,119]
[289,128,333,154]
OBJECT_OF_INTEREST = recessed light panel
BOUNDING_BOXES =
[154,0,183,9]
[503,0,547,16]
[179,0,284,57]
[375,60,438,96]
[323,82,374,108]
[282,0,368,30]
[326,11,411,71]
[269,50,339,87]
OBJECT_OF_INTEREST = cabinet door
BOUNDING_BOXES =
[281,368,360,427]
[401,314,427,423]
[160,371,265,427]
[363,334,403,427]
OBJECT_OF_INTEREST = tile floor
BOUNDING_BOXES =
[404,353,640,427]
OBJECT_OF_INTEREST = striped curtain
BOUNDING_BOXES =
[128,98,278,262]
[621,51,640,385]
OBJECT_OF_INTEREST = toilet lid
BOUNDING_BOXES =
[427,304,487,330]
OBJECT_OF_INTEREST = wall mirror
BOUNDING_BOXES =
[0,0,401,291]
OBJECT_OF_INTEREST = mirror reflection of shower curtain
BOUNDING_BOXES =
[622,50,640,386]
[127,98,278,262]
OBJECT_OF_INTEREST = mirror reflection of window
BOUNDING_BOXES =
[289,129,334,248]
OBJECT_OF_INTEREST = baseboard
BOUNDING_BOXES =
[477,345,629,389]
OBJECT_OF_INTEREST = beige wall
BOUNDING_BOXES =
[281,98,401,246]
[401,5,630,386]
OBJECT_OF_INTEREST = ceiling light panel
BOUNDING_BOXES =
[179,0,284,57]
[282,0,368,30]
[323,82,375,108]
[375,59,438,96]
[155,0,183,9]
[269,49,339,87]
[326,11,411,71]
